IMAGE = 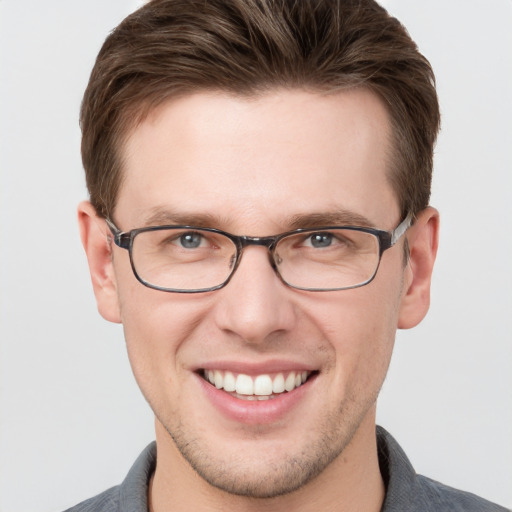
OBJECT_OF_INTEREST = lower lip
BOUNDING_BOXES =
[197,373,315,425]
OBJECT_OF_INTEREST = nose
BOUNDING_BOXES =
[213,246,297,345]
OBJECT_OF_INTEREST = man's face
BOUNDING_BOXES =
[100,89,411,497]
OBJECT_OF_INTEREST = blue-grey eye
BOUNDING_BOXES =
[309,233,333,248]
[179,232,203,248]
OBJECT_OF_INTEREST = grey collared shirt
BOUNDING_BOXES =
[64,427,509,511]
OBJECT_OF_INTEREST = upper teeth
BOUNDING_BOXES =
[204,370,310,396]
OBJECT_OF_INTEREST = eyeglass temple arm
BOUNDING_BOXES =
[390,212,413,246]
[104,218,131,249]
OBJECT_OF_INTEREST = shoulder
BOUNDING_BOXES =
[61,442,156,512]
[62,485,120,512]
[377,427,510,512]
[414,475,510,512]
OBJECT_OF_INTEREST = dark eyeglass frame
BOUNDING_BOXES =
[105,213,413,293]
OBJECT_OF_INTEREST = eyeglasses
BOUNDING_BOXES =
[106,214,412,293]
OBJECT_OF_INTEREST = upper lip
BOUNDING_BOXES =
[195,359,318,375]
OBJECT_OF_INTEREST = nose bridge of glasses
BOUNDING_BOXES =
[238,235,277,248]
[236,235,279,271]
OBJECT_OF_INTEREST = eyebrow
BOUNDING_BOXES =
[286,210,374,230]
[141,207,374,231]
[142,208,225,228]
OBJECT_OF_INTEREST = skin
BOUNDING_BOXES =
[79,88,439,512]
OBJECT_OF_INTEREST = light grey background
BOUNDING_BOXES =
[1,1,511,511]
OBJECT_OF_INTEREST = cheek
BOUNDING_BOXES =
[310,283,401,393]
[115,279,207,393]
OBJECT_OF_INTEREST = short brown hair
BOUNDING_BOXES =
[81,0,440,220]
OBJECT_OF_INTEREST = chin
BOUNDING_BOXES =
[176,440,336,499]
[160,407,364,499]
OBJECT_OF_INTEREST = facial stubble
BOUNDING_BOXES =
[157,385,382,499]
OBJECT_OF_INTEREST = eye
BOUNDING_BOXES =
[308,232,333,248]
[178,232,205,249]
[298,231,353,250]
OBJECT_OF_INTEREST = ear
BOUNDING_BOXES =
[78,201,122,323]
[398,207,439,329]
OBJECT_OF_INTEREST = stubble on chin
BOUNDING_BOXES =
[159,400,371,500]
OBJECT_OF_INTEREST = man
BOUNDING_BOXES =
[69,0,508,510]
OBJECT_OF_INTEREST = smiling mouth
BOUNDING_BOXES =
[201,369,315,401]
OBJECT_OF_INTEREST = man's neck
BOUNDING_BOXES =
[149,417,385,512]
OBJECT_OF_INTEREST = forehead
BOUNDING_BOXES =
[117,89,398,232]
